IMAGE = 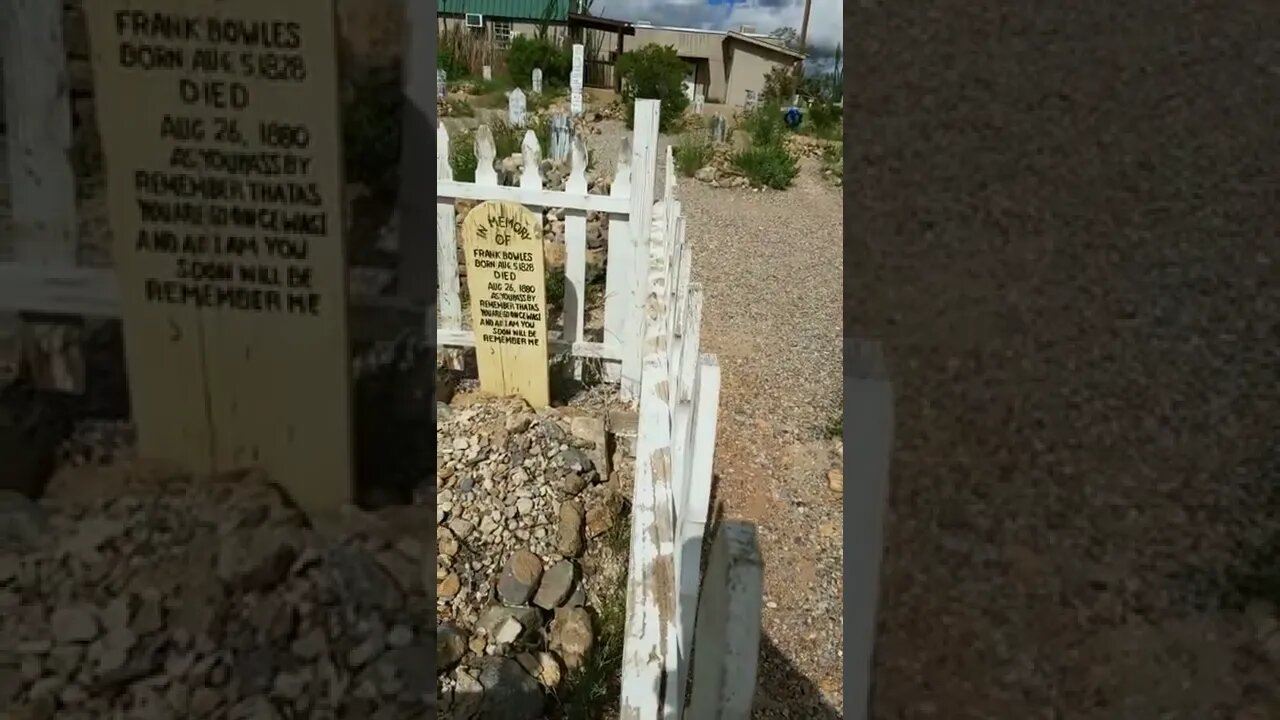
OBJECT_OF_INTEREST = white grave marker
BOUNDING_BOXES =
[570,43,585,116]
[694,90,705,114]
[483,65,492,81]
[532,68,543,94]
[437,69,447,99]
[508,88,527,127]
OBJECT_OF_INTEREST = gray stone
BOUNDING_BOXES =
[0,491,48,549]
[532,560,577,610]
[476,656,545,720]
[438,623,467,670]
[555,501,584,557]
[556,447,594,474]
[549,607,594,670]
[215,528,300,593]
[497,550,543,606]
[559,471,589,496]
[290,626,327,660]
[386,624,413,648]
[384,643,433,698]
[325,545,403,613]
[347,634,385,669]
[477,605,541,640]
[50,605,99,644]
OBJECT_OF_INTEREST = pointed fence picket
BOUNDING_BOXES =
[435,100,660,399]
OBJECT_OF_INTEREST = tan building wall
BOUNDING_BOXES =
[622,27,800,106]
[625,27,727,102]
[724,36,796,107]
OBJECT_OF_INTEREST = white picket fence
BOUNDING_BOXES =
[435,102,662,400]
[439,99,761,718]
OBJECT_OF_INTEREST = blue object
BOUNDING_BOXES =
[783,106,803,129]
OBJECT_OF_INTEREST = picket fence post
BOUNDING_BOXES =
[436,123,461,331]
[563,137,588,379]
[621,99,661,402]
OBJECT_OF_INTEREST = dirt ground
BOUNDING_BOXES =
[845,3,1280,719]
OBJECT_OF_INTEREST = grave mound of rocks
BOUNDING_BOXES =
[693,144,752,189]
[0,464,443,719]
[435,396,634,719]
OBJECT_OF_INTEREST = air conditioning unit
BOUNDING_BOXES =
[464,13,484,28]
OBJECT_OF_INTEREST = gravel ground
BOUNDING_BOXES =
[846,3,1280,718]
[674,160,846,717]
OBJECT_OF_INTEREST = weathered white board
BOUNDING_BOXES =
[531,67,542,94]
[570,43,584,116]
[461,200,549,407]
[84,0,353,510]
[508,88,527,127]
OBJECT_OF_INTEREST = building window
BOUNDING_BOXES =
[492,19,513,48]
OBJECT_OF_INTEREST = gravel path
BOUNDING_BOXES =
[677,160,846,717]
[847,3,1280,718]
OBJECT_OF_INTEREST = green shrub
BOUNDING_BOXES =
[732,143,798,189]
[616,44,689,132]
[762,65,800,103]
[449,132,479,182]
[444,98,475,117]
[507,36,571,89]
[467,76,509,96]
[822,143,843,180]
[673,135,712,177]
[446,119,554,183]
[437,49,466,81]
[806,100,843,140]
[740,103,788,147]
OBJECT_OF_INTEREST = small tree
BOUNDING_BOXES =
[616,44,690,132]
[507,35,571,88]
[762,65,800,103]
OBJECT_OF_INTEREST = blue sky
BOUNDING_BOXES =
[595,0,844,52]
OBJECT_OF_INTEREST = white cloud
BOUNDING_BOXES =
[595,0,844,51]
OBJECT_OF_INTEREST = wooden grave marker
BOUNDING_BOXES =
[570,44,584,116]
[508,88,527,127]
[84,0,353,510]
[461,200,549,408]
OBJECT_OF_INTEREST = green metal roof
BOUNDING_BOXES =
[437,0,570,22]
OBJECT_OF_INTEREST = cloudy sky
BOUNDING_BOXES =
[595,0,844,52]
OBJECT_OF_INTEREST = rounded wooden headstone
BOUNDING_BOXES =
[508,88,527,127]
[460,201,549,408]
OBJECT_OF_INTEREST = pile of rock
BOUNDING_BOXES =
[691,144,751,189]
[435,397,632,719]
[784,134,835,160]
[0,468,438,719]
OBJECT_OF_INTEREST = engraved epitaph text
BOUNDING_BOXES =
[461,201,550,407]
[85,0,353,509]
